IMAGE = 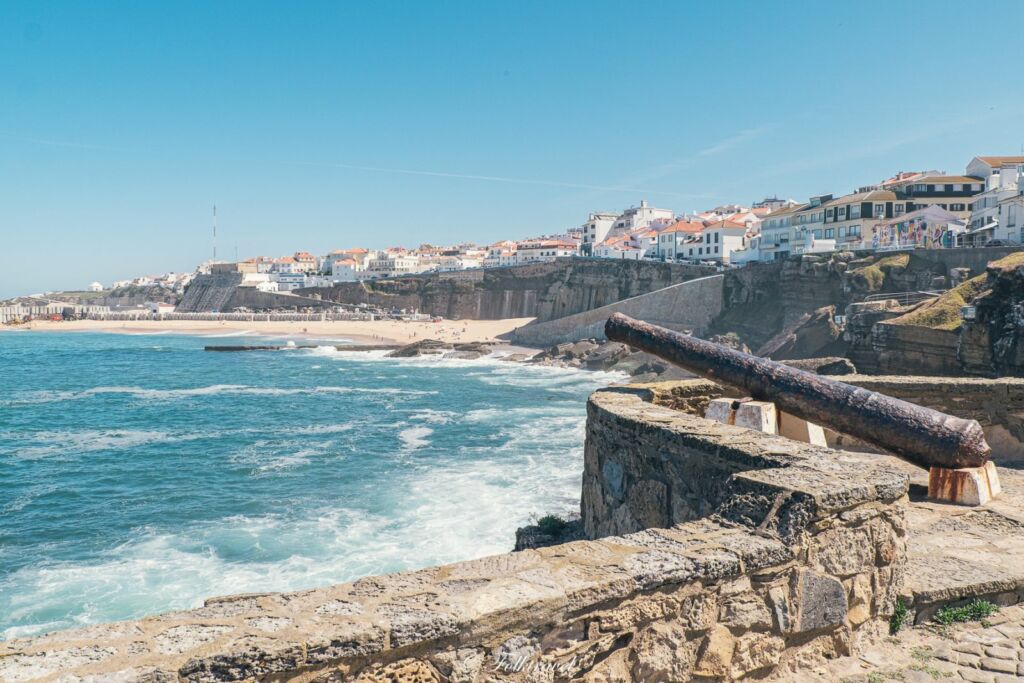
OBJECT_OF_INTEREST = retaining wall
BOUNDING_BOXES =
[508,274,724,347]
[838,375,1024,462]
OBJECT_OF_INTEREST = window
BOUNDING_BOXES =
[850,205,861,219]
[839,227,846,237]
[945,184,953,192]
[714,246,719,253]
[715,233,719,243]
[825,229,834,238]
[874,204,886,218]
[826,208,834,219]
[849,225,861,237]
[698,247,703,255]
[837,206,847,219]
[814,229,823,239]
[895,204,905,216]
[951,203,966,212]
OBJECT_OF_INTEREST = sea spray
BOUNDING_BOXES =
[0,331,623,640]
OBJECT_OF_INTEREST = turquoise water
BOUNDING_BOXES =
[0,331,619,640]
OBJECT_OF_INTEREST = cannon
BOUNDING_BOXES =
[605,313,990,470]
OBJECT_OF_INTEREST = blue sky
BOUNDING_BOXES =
[2,1,1023,297]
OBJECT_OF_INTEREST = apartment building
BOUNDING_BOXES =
[579,212,619,254]
[611,200,675,232]
[966,156,1024,242]
[885,174,983,221]
[998,190,1024,245]
[656,220,705,260]
[819,189,913,249]
[758,203,802,260]
[789,195,830,254]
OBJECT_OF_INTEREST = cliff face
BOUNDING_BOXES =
[843,252,1024,377]
[960,253,1024,376]
[301,259,715,321]
[531,259,715,321]
[50,285,180,308]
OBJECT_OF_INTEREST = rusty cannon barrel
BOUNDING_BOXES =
[605,313,990,470]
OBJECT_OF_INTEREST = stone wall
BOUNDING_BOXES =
[507,274,724,347]
[177,274,244,312]
[5,380,910,682]
[838,375,1024,462]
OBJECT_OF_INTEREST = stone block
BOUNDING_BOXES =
[778,411,828,446]
[730,632,784,678]
[736,401,778,434]
[630,622,699,682]
[705,397,737,424]
[791,569,848,633]
[705,398,779,435]
[693,625,735,678]
[928,461,1001,506]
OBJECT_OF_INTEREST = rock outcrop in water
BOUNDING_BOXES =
[385,339,497,360]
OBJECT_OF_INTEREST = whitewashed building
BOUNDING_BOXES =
[579,213,618,255]
[611,200,675,233]
[515,240,577,263]
[966,156,1024,243]
[656,220,705,260]
[331,258,361,281]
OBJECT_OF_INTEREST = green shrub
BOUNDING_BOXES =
[536,514,568,536]
[934,599,998,626]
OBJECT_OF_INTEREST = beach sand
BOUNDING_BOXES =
[4,317,536,345]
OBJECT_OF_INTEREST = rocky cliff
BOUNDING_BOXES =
[846,252,1024,377]
[300,259,715,321]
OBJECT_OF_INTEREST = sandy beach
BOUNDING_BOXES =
[2,317,536,345]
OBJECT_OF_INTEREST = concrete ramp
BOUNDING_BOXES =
[507,273,724,347]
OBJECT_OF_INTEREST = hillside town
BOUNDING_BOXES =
[3,154,1023,324]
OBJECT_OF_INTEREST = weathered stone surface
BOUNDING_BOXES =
[629,622,699,682]
[694,624,735,678]
[353,658,443,682]
[793,569,848,633]
[720,593,773,631]
[731,632,785,677]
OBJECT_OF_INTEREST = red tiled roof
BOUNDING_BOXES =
[661,219,706,234]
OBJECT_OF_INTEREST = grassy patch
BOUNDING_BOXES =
[909,663,952,678]
[890,599,911,634]
[987,250,1024,273]
[848,253,911,292]
[536,515,568,536]
[933,599,998,626]
[886,274,989,330]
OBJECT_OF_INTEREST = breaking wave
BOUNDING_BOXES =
[0,330,618,640]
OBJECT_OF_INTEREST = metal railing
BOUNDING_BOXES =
[863,290,943,307]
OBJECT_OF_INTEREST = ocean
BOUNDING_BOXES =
[0,331,621,640]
